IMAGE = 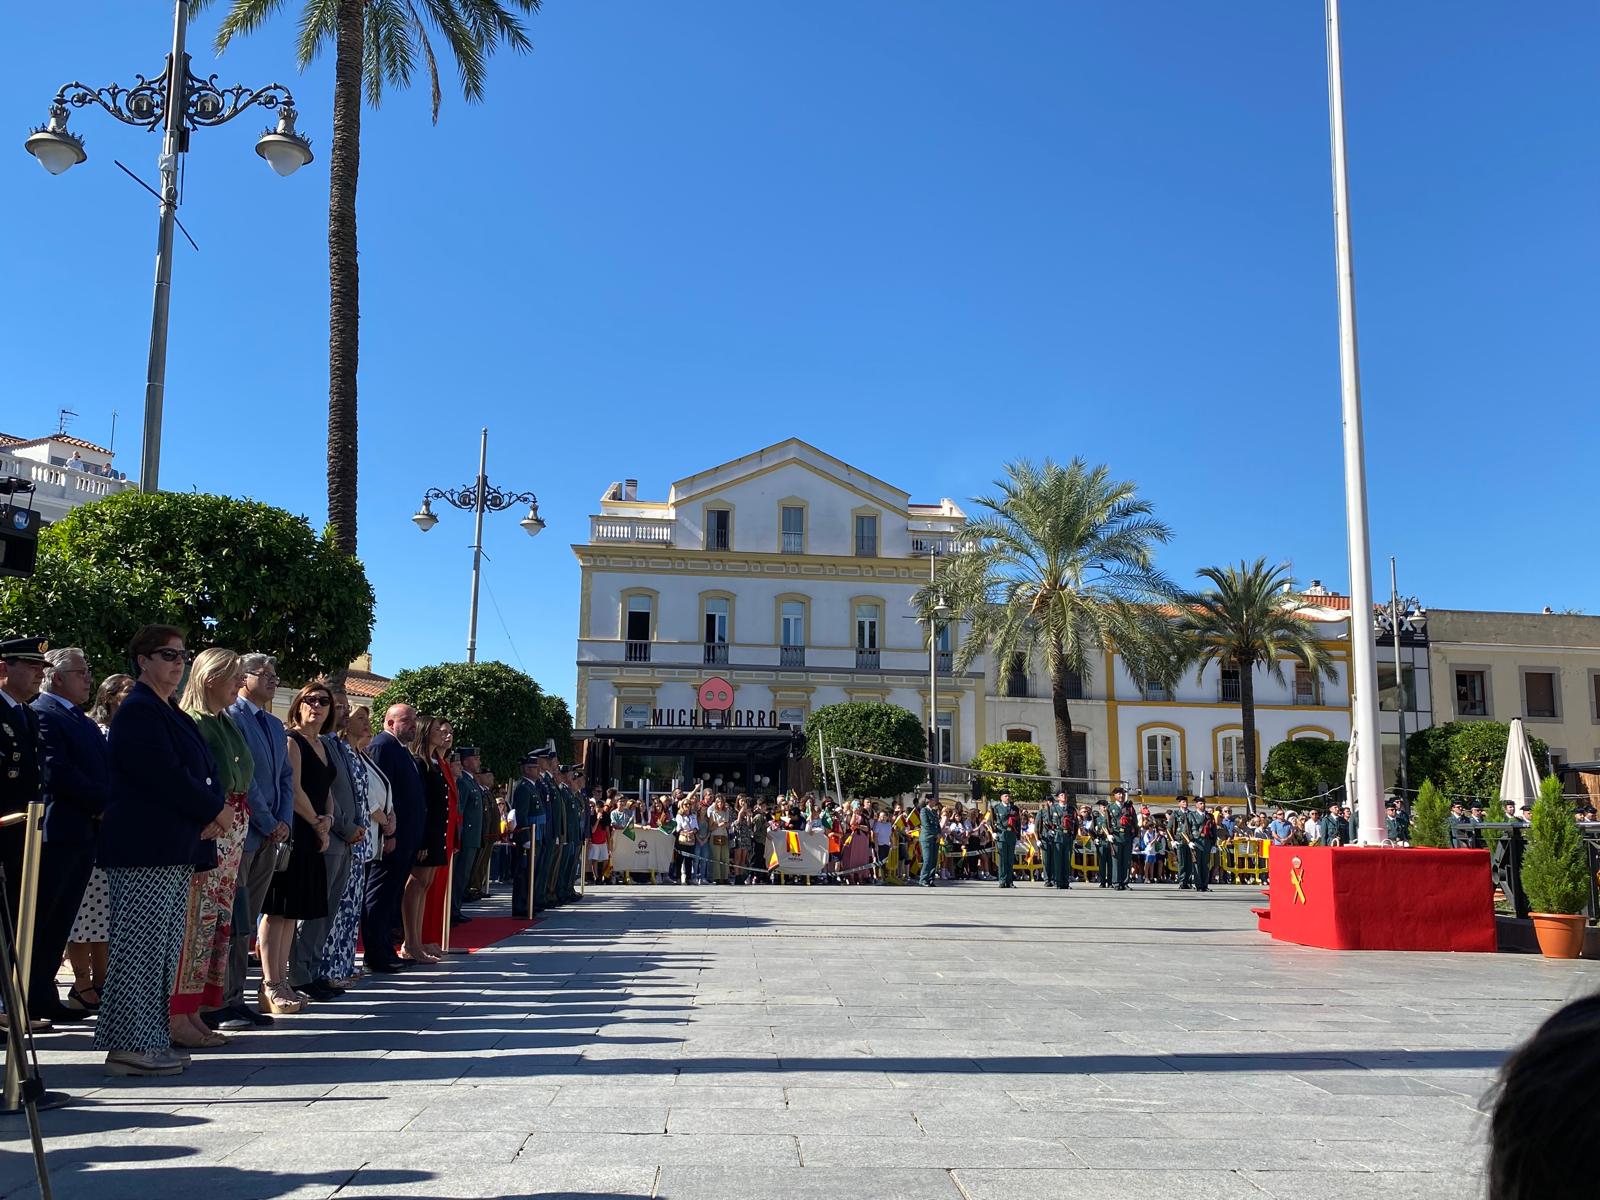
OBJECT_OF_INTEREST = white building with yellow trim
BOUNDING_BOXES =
[573,438,1356,799]
[987,597,1354,797]
[573,439,983,792]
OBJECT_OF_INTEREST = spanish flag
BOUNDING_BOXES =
[787,831,802,857]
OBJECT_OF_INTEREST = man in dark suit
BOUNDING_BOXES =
[363,703,422,973]
[29,646,110,1022]
[1,635,49,932]
[212,653,294,1031]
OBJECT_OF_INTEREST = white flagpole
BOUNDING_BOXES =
[1324,0,1385,845]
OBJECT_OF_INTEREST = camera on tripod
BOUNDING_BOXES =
[0,477,40,580]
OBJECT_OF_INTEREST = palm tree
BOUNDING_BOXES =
[1175,558,1339,798]
[199,0,542,554]
[927,459,1183,785]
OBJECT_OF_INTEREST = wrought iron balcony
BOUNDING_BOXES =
[855,647,881,669]
[782,531,803,554]
[936,651,953,674]
[1220,678,1241,703]
[703,641,729,666]
[779,645,806,668]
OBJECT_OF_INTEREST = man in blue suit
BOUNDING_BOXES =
[29,646,110,1022]
[212,653,294,1031]
[363,703,422,973]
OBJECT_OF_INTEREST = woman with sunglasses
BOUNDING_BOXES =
[96,626,230,1077]
[257,683,335,1013]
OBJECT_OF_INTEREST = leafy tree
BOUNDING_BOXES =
[1522,774,1588,914]
[200,0,543,552]
[969,741,1049,806]
[806,702,927,799]
[370,660,570,782]
[1174,559,1340,797]
[1409,779,1450,848]
[926,458,1182,785]
[1260,738,1349,808]
[1406,721,1550,801]
[0,491,372,680]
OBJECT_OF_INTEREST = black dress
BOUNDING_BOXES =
[262,731,332,919]
[416,755,449,866]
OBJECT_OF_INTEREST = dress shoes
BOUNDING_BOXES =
[104,1049,186,1077]
[303,979,345,1002]
[364,960,404,975]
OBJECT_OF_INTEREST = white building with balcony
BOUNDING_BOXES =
[0,433,134,524]
[986,589,1355,798]
[574,439,981,794]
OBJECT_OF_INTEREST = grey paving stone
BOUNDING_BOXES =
[655,1165,962,1199]
[953,1167,1266,1200]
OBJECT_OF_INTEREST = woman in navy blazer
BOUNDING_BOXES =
[94,625,231,1078]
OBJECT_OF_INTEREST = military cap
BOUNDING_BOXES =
[520,751,543,765]
[456,746,480,758]
[0,634,49,664]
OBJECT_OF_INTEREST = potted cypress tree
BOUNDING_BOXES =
[1521,775,1590,958]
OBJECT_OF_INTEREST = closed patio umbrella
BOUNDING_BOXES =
[1498,717,1541,819]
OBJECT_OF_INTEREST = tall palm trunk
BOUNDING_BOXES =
[326,0,363,555]
[1238,658,1259,802]
[1050,654,1076,786]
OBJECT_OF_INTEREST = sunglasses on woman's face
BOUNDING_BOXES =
[149,647,189,663]
[302,695,331,709]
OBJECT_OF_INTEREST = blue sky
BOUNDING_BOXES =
[5,2,1596,704]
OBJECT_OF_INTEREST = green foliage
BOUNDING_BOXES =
[203,0,541,121]
[969,741,1049,806]
[0,491,373,681]
[1405,721,1550,800]
[1260,738,1349,807]
[1522,774,1589,915]
[806,702,928,799]
[370,660,571,783]
[1409,779,1450,848]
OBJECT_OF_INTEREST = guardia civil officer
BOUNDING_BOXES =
[1193,800,1217,892]
[1111,790,1136,890]
[1173,795,1196,889]
[0,635,48,940]
[916,792,941,886]
[557,765,585,903]
[991,791,1019,888]
[537,752,564,908]
[1038,791,1060,887]
[1043,793,1068,889]
[1384,797,1406,842]
[1092,799,1114,887]
[451,747,485,923]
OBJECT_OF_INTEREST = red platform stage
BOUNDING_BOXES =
[1261,845,1497,952]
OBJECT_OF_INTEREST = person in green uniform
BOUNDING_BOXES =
[1318,805,1342,847]
[543,761,569,907]
[1193,801,1217,892]
[991,792,1019,888]
[1093,799,1114,887]
[1038,792,1059,887]
[1111,790,1136,890]
[560,765,586,901]
[1173,795,1195,889]
[531,749,558,910]
[1057,794,1078,888]
[916,793,941,887]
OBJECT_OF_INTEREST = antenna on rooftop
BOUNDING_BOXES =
[55,407,78,435]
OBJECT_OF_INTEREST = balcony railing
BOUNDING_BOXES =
[936,651,953,674]
[590,515,674,545]
[855,647,880,669]
[779,645,805,668]
[703,642,728,665]
[1220,678,1241,703]
[0,451,135,517]
[782,531,803,554]
[911,536,972,557]
[624,640,652,663]
[1143,683,1169,702]
[707,528,730,551]
[1294,685,1318,705]
[1137,768,1192,796]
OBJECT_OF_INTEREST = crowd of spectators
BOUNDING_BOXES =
[0,628,492,1079]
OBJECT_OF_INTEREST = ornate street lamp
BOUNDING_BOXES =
[23,0,312,493]
[413,427,544,663]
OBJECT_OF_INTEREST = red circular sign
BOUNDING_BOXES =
[698,676,735,711]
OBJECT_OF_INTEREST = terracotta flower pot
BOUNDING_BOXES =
[1529,912,1587,959]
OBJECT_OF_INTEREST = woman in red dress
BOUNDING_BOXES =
[421,725,461,953]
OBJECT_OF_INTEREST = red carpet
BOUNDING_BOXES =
[449,915,536,953]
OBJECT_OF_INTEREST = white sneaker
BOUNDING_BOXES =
[105,1050,185,1077]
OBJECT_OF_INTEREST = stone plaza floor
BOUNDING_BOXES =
[3,881,1597,1199]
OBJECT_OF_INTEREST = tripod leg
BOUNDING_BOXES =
[0,864,59,1198]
